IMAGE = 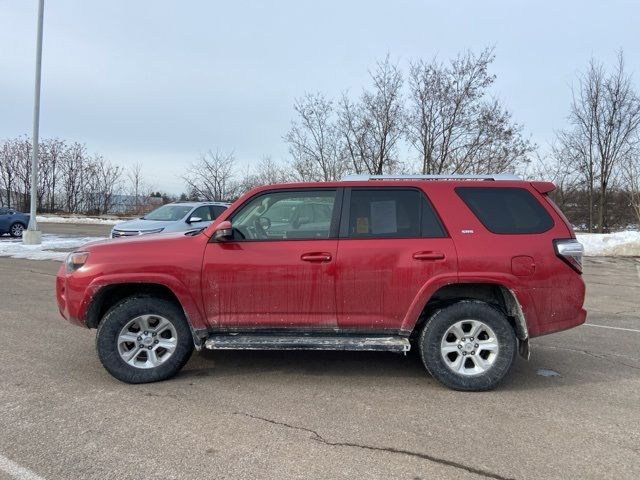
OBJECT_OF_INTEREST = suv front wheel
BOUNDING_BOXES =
[96,296,194,383]
[419,301,517,391]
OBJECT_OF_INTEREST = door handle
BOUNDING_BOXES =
[413,251,445,261]
[301,252,332,262]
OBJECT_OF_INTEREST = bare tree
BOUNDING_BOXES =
[183,150,239,201]
[285,93,347,181]
[339,55,404,174]
[87,156,123,214]
[127,163,152,215]
[623,152,640,224]
[0,138,21,208]
[557,52,640,232]
[59,142,88,213]
[406,48,532,175]
[40,138,65,211]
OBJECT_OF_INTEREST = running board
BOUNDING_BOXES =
[204,334,411,352]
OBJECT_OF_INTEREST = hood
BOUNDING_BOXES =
[112,219,172,231]
[81,230,196,250]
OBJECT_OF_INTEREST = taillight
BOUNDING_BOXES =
[553,239,584,274]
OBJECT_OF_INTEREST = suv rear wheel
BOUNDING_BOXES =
[419,301,516,391]
[96,296,194,383]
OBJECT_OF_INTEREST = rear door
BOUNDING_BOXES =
[0,208,8,231]
[335,187,457,332]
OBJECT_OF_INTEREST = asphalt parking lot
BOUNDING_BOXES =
[0,225,638,479]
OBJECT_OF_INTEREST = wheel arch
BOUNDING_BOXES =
[10,220,27,232]
[406,281,530,358]
[85,283,183,329]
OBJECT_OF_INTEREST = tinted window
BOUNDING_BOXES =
[231,190,336,240]
[211,206,227,218]
[346,189,445,238]
[456,187,553,234]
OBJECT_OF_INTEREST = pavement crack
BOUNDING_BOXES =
[20,268,56,277]
[233,412,515,480]
[535,344,640,370]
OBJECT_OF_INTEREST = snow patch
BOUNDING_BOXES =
[36,215,121,225]
[0,235,105,261]
[577,231,640,257]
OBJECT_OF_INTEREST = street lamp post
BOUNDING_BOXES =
[23,0,45,245]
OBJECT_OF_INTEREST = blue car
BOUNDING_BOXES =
[0,207,30,237]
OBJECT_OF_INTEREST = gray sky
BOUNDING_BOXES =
[2,0,639,193]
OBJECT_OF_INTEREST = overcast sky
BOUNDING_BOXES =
[2,0,639,193]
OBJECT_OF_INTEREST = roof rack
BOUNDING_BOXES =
[341,173,521,181]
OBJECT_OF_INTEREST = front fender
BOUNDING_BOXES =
[80,273,207,330]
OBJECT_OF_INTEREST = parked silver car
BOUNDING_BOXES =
[111,201,229,238]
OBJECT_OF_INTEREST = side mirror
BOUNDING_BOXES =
[213,220,233,242]
[187,216,202,224]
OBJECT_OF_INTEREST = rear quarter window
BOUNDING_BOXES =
[456,187,554,234]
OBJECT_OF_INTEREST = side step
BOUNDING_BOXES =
[204,334,411,352]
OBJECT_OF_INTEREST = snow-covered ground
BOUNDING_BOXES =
[577,231,640,257]
[0,235,106,261]
[36,215,121,225]
[0,231,638,262]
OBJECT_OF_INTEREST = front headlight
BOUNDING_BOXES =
[65,251,89,273]
[141,228,164,235]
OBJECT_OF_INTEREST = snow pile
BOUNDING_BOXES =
[0,235,105,261]
[36,215,121,225]
[577,231,640,257]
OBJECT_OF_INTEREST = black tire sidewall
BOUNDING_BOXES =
[10,222,24,237]
[96,296,194,383]
[419,301,517,391]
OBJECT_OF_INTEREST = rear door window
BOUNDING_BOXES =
[211,205,227,219]
[456,187,553,234]
[345,189,446,238]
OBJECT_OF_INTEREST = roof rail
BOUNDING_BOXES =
[341,173,521,181]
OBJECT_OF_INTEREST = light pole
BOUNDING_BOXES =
[23,0,45,245]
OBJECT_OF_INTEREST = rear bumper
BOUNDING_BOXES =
[531,307,587,337]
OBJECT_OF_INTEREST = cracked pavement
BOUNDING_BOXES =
[0,228,638,479]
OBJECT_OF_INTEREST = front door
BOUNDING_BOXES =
[202,188,340,330]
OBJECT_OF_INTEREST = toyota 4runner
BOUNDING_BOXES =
[56,174,586,391]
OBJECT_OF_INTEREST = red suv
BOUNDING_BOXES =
[56,174,586,391]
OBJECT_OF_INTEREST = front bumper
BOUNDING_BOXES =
[55,265,85,327]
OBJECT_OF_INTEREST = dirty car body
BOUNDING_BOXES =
[56,175,586,391]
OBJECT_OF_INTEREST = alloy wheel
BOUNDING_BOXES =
[440,319,499,376]
[117,314,178,369]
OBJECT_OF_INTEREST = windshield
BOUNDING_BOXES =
[143,205,192,221]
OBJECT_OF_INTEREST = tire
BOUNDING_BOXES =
[96,295,194,383]
[9,222,25,237]
[418,301,517,391]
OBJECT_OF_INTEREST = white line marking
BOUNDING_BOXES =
[0,454,46,480]
[584,323,640,333]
